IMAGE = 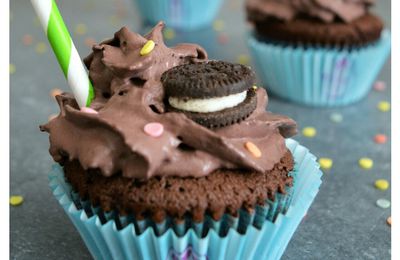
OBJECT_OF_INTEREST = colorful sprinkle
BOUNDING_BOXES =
[252,85,257,90]
[10,195,24,206]
[330,113,343,123]
[376,199,390,209]
[318,158,333,170]
[213,20,225,31]
[140,40,155,56]
[22,34,33,46]
[163,28,175,40]
[75,23,88,35]
[144,122,164,137]
[217,33,229,45]
[50,88,63,98]
[237,54,250,65]
[377,101,390,112]
[9,64,16,74]
[48,114,58,121]
[374,134,387,144]
[375,179,389,191]
[359,157,373,169]
[387,216,391,226]
[35,42,47,54]
[80,107,98,114]
[373,81,386,91]
[244,141,262,158]
[84,37,96,47]
[302,127,317,138]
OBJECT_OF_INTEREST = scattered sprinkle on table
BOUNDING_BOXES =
[302,127,316,138]
[359,157,373,169]
[10,196,24,206]
[213,20,225,31]
[376,199,390,209]
[374,134,387,144]
[75,23,88,35]
[236,54,250,65]
[375,179,389,190]
[163,28,175,40]
[144,122,164,137]
[330,113,343,123]
[217,33,229,45]
[140,40,155,56]
[244,141,262,158]
[35,42,47,54]
[373,81,386,91]
[377,101,390,112]
[50,88,63,98]
[22,34,33,46]
[9,64,16,74]
[48,114,58,121]
[84,37,96,47]
[387,216,391,226]
[318,158,333,170]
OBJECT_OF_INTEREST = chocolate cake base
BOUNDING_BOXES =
[253,13,383,47]
[63,150,294,223]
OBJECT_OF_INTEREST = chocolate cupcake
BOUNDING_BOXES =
[43,22,323,259]
[246,0,391,106]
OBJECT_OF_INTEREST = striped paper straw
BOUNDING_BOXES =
[31,0,94,107]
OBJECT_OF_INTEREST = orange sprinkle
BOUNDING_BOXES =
[387,216,391,226]
[245,142,262,158]
[374,134,387,144]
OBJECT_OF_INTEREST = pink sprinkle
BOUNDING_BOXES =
[374,134,387,144]
[80,107,98,114]
[374,81,386,91]
[144,122,164,137]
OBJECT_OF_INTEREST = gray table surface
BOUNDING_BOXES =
[10,0,391,259]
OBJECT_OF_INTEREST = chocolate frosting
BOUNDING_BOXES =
[40,22,297,179]
[246,0,375,23]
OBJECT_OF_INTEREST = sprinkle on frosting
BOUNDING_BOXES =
[245,141,262,158]
[140,40,155,56]
[144,122,164,137]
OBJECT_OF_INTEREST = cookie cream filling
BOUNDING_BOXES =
[169,91,247,113]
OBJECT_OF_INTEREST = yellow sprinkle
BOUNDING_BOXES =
[48,114,58,121]
[377,101,390,112]
[244,141,262,158]
[140,40,155,56]
[35,42,47,54]
[10,196,24,206]
[237,54,250,65]
[75,23,87,35]
[163,28,175,40]
[213,20,225,31]
[302,127,316,138]
[359,157,373,169]
[252,85,258,90]
[319,158,333,170]
[50,88,63,98]
[375,179,389,190]
[9,64,16,74]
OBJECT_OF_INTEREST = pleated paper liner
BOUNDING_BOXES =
[133,0,224,31]
[49,139,322,260]
[248,30,391,107]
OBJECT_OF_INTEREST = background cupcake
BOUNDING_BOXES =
[133,0,224,31]
[41,24,323,259]
[246,0,391,107]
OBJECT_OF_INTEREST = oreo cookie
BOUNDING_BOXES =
[161,61,257,128]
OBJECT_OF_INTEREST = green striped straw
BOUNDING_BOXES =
[31,0,94,107]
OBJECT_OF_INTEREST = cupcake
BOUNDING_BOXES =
[42,22,323,259]
[246,0,391,107]
[133,0,224,31]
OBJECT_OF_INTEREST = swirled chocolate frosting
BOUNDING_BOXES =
[246,0,375,23]
[40,22,297,180]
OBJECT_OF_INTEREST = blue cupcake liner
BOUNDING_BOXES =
[247,30,391,107]
[49,139,322,260]
[133,0,224,31]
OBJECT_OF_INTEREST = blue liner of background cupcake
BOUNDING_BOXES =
[247,30,391,107]
[48,139,322,260]
[133,0,224,31]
